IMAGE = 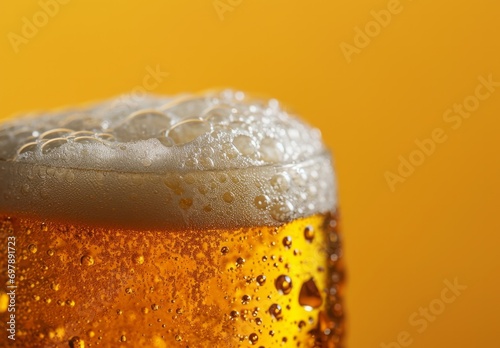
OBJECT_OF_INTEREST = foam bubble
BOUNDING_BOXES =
[0,90,337,230]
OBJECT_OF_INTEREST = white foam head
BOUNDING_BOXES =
[0,90,336,230]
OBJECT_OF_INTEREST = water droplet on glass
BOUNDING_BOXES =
[68,336,85,348]
[249,333,259,345]
[230,310,240,320]
[282,236,292,248]
[81,255,95,266]
[269,304,283,320]
[270,173,290,192]
[275,275,293,295]
[299,278,323,310]
[304,225,315,242]
[256,275,266,286]
[28,244,37,253]
[254,195,269,210]
[233,135,256,156]
[223,191,235,203]
[270,201,294,222]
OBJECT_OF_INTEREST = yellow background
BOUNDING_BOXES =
[1,1,499,347]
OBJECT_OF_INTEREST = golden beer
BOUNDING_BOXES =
[0,91,344,347]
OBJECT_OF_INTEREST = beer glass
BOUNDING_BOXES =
[0,91,344,347]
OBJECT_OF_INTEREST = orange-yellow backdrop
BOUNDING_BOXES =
[1,1,499,347]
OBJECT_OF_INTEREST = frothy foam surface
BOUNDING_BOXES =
[0,90,336,229]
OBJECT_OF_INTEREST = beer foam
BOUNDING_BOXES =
[0,90,337,229]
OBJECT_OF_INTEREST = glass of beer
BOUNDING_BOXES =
[0,90,344,347]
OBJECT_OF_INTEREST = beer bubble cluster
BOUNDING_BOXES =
[0,90,336,230]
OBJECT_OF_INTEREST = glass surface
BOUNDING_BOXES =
[0,91,344,347]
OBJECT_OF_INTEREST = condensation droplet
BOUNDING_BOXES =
[230,310,240,320]
[269,304,283,320]
[221,246,229,255]
[304,225,315,242]
[282,236,292,248]
[233,135,256,156]
[242,295,251,305]
[28,244,37,253]
[270,173,290,193]
[68,336,85,348]
[256,275,266,286]
[299,278,323,310]
[254,195,269,210]
[223,191,235,203]
[275,275,293,295]
[80,255,95,266]
[270,201,294,222]
[249,333,259,345]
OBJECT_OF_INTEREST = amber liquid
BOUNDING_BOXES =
[0,213,344,347]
